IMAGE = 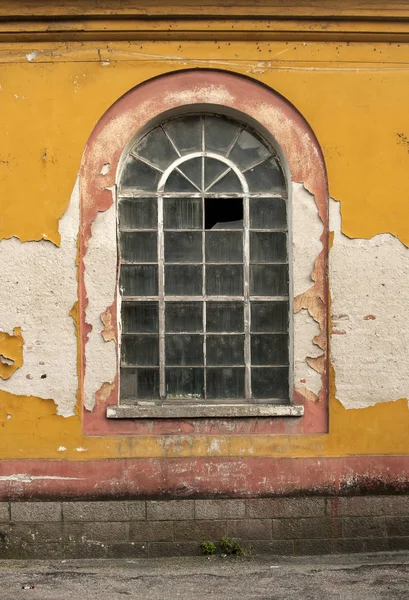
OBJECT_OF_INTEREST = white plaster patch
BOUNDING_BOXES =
[164,84,234,107]
[292,182,323,297]
[83,203,117,411]
[0,178,79,416]
[293,309,323,396]
[330,198,409,409]
[26,50,38,62]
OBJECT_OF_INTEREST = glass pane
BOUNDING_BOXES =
[206,265,243,296]
[120,265,158,296]
[118,198,157,230]
[205,198,243,230]
[165,302,203,332]
[164,170,198,193]
[164,198,203,230]
[206,335,245,366]
[205,231,243,263]
[251,334,289,365]
[178,157,202,190]
[121,335,159,366]
[120,155,161,190]
[205,116,239,155]
[246,158,286,194]
[164,232,202,263]
[135,126,178,170]
[229,129,270,170]
[165,334,204,366]
[206,302,244,332]
[120,368,159,401]
[164,116,202,155]
[250,232,287,263]
[122,302,159,334]
[252,367,289,400]
[206,367,245,399]
[251,301,288,333]
[250,198,287,230]
[165,265,202,296]
[250,264,288,297]
[207,169,242,194]
[204,157,230,190]
[166,368,204,400]
[120,231,157,263]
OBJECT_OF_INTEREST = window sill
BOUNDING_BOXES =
[106,403,304,419]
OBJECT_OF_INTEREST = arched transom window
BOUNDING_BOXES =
[117,114,289,405]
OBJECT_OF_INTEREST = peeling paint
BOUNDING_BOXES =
[83,203,117,411]
[0,474,83,482]
[330,197,409,409]
[294,309,323,396]
[0,179,79,416]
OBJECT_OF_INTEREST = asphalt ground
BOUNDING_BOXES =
[0,552,408,600]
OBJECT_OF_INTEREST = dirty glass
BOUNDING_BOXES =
[118,113,290,404]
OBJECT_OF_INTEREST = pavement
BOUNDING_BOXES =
[0,552,408,600]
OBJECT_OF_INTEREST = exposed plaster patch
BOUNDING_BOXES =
[100,163,110,176]
[0,474,83,482]
[330,197,409,409]
[0,178,79,416]
[0,354,13,366]
[164,84,234,107]
[57,446,67,452]
[25,50,38,62]
[292,183,324,298]
[294,309,323,397]
[83,203,117,412]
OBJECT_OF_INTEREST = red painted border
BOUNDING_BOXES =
[0,456,407,500]
[80,69,328,436]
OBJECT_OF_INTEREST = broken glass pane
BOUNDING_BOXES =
[164,232,202,263]
[165,265,202,296]
[205,198,243,229]
[120,155,161,190]
[120,265,158,296]
[118,197,157,230]
[249,197,287,230]
[250,232,287,263]
[251,334,289,365]
[206,335,245,366]
[122,302,159,334]
[165,302,203,332]
[120,231,157,263]
[251,367,289,400]
[164,198,203,230]
[206,367,245,399]
[121,334,159,366]
[135,126,178,170]
[229,129,270,170]
[120,368,160,400]
[206,302,244,332]
[250,264,288,297]
[206,265,243,296]
[166,367,204,399]
[165,334,204,366]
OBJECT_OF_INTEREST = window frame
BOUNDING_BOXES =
[79,69,328,432]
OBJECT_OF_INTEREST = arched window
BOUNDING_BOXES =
[117,114,290,405]
[80,70,328,429]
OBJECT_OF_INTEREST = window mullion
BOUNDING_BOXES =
[243,193,252,401]
[158,193,166,401]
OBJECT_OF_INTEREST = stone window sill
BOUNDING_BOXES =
[106,403,304,419]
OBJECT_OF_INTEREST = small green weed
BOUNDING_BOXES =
[201,541,216,555]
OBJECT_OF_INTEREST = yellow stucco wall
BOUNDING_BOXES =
[1,37,409,460]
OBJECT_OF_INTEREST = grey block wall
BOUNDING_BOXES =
[0,496,408,558]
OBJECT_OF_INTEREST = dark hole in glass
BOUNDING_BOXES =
[205,198,243,230]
